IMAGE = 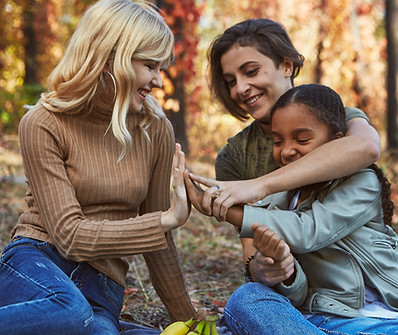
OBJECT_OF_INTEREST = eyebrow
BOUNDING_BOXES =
[238,61,259,71]
[223,61,259,77]
[272,128,315,136]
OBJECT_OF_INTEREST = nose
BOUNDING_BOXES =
[281,143,297,161]
[151,71,162,88]
[236,77,250,96]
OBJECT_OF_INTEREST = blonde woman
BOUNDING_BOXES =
[0,1,195,334]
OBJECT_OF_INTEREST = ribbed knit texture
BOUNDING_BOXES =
[13,103,195,321]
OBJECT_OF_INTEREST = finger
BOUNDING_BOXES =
[184,171,200,198]
[253,226,286,260]
[189,173,219,188]
[171,144,179,172]
[255,255,275,265]
[202,185,221,213]
[209,187,231,220]
[274,240,291,261]
[252,225,273,248]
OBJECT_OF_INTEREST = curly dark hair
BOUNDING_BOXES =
[368,164,395,228]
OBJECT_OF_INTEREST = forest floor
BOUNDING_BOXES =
[0,137,397,330]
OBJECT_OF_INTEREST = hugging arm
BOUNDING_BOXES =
[190,117,380,221]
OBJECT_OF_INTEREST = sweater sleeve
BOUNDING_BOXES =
[18,107,168,262]
[139,117,196,321]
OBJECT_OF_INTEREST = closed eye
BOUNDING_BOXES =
[297,139,310,144]
[246,68,259,76]
[225,78,236,88]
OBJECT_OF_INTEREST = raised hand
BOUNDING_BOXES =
[161,143,191,232]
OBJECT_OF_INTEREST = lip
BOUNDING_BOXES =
[137,88,151,100]
[244,93,263,106]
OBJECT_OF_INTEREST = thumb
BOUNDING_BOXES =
[251,222,260,231]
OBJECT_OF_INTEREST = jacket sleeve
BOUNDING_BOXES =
[240,169,382,254]
[274,259,308,307]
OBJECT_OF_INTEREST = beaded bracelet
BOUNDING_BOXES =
[244,254,256,282]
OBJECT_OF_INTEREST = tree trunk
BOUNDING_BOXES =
[314,0,328,83]
[156,0,190,155]
[22,3,38,85]
[386,0,398,151]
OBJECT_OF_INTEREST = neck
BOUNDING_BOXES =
[259,121,272,135]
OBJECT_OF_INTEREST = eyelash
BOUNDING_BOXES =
[297,139,310,144]
[225,68,259,87]
[246,68,259,76]
[273,139,310,146]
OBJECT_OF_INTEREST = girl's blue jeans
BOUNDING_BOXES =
[224,282,398,335]
[0,236,161,335]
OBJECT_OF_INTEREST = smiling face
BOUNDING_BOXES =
[130,59,163,112]
[220,44,293,127]
[271,103,337,167]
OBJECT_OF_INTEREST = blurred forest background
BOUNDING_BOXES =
[0,0,398,329]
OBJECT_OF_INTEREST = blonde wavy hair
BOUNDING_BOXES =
[40,0,174,158]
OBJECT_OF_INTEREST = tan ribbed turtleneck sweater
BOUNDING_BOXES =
[13,103,195,321]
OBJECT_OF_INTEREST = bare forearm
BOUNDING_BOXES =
[262,124,380,195]
[225,204,243,229]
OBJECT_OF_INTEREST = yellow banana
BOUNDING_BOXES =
[203,312,219,323]
[186,320,206,334]
[160,317,195,335]
[202,321,211,335]
[210,321,219,335]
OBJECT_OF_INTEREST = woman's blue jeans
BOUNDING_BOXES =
[0,236,160,335]
[224,282,398,335]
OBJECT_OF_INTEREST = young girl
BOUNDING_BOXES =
[0,1,194,334]
[186,84,398,334]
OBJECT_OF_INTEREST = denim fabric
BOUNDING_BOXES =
[0,236,124,335]
[307,314,398,335]
[119,321,161,334]
[224,282,324,335]
[224,282,398,335]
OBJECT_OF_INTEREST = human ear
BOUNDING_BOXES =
[333,131,344,140]
[282,59,294,77]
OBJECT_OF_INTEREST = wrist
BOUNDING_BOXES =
[244,253,256,283]
[161,210,175,232]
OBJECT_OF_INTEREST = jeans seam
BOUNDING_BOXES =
[224,308,251,335]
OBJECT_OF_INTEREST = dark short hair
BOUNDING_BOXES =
[208,18,304,120]
[270,84,347,136]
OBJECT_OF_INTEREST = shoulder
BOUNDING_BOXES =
[226,120,262,147]
[20,103,52,126]
[147,113,174,138]
[19,103,63,136]
[344,106,369,123]
[217,121,262,159]
[325,168,381,201]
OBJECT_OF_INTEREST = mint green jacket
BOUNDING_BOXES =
[240,168,398,318]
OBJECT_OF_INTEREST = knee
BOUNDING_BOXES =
[225,282,288,314]
[51,293,94,335]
